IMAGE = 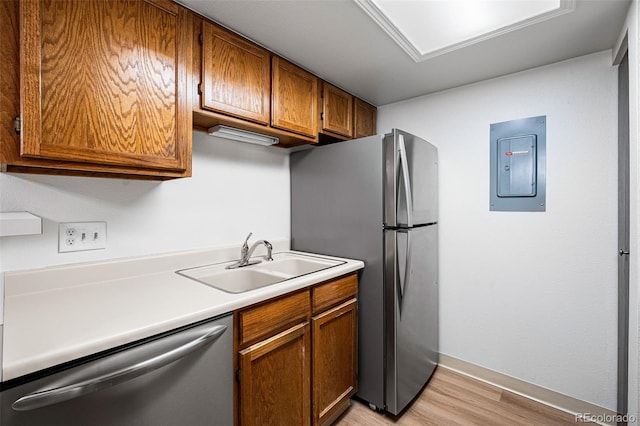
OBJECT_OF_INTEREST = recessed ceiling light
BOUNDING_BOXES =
[354,0,576,62]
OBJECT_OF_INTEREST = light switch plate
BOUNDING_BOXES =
[58,222,107,253]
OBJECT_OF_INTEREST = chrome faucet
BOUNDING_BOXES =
[226,232,273,269]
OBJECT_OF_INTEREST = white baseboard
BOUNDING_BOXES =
[438,354,621,426]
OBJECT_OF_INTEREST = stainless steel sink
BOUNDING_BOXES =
[176,253,344,293]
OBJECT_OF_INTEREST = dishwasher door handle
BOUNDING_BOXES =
[12,323,228,411]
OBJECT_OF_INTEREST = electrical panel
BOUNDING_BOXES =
[497,135,537,197]
[490,116,546,212]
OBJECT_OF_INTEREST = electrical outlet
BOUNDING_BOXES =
[58,222,107,253]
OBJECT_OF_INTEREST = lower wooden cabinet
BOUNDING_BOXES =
[312,299,357,425]
[239,323,311,426]
[235,273,358,426]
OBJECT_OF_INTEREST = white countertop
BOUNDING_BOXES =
[2,241,364,382]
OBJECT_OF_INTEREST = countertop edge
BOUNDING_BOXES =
[2,247,363,382]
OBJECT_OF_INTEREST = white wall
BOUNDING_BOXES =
[0,131,291,273]
[378,51,618,409]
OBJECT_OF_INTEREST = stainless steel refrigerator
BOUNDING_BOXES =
[290,128,438,415]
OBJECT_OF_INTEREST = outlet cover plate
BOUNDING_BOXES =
[58,222,107,253]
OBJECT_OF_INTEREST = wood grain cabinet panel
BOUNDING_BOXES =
[201,21,270,125]
[354,98,377,138]
[191,14,372,148]
[239,322,311,426]
[321,83,353,138]
[18,0,190,174]
[235,274,358,426]
[271,56,318,138]
[312,273,358,315]
[312,299,357,425]
[238,289,310,347]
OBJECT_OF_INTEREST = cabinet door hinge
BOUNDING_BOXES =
[320,112,324,122]
[197,83,202,95]
[13,116,20,134]
[235,368,240,382]
[198,33,203,46]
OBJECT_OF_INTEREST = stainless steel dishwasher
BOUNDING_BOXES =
[0,313,233,426]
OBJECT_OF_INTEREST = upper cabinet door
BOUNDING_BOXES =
[354,98,377,138]
[20,0,189,172]
[271,57,318,139]
[200,21,270,125]
[321,83,353,138]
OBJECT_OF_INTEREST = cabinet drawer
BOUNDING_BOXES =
[238,290,310,347]
[312,274,358,315]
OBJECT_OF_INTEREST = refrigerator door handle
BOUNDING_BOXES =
[398,135,414,228]
[396,229,412,316]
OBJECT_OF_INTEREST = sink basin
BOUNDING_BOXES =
[178,268,286,294]
[176,252,345,293]
[255,257,339,276]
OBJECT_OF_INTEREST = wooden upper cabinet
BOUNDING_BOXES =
[191,16,369,147]
[321,83,353,138]
[19,0,190,173]
[200,21,270,125]
[271,57,318,139]
[354,98,377,138]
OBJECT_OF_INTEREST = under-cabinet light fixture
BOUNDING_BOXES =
[207,125,278,146]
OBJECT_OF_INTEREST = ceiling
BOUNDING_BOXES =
[178,0,631,106]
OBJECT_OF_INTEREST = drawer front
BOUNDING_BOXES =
[239,290,310,347]
[312,274,358,315]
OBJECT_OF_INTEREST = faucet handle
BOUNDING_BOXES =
[242,232,253,249]
[263,240,273,261]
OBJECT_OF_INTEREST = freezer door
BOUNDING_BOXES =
[384,129,438,227]
[384,225,438,415]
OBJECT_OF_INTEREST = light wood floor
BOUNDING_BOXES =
[335,367,578,425]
